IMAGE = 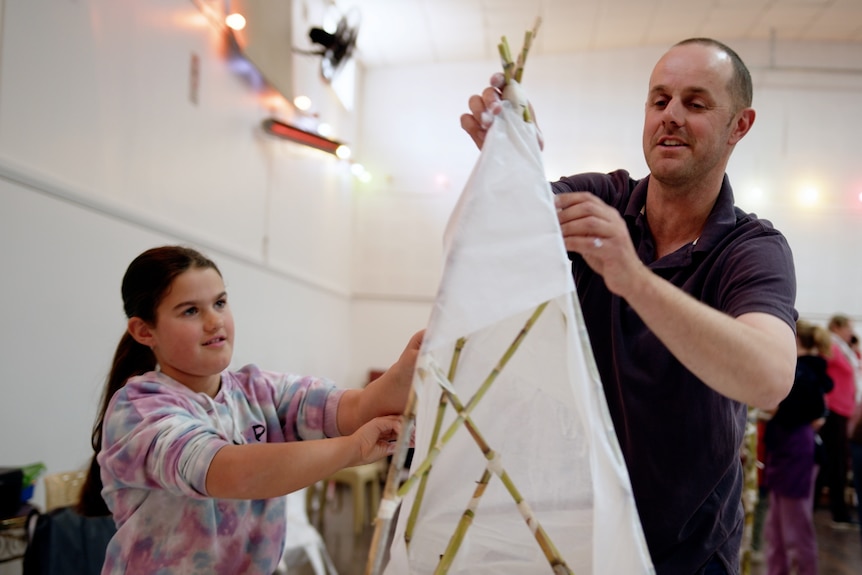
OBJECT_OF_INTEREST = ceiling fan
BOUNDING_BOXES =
[306,5,361,82]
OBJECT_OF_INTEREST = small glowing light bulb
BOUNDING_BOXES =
[798,187,819,207]
[335,145,352,160]
[293,95,312,111]
[225,13,246,31]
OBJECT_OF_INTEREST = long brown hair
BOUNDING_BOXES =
[77,246,220,516]
[796,319,832,358]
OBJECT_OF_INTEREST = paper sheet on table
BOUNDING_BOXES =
[382,103,654,574]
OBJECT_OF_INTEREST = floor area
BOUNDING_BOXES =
[292,483,862,575]
[749,506,862,575]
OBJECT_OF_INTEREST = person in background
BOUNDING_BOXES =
[848,332,862,545]
[461,38,797,574]
[816,314,860,529]
[763,320,833,575]
[77,245,422,574]
[850,333,862,399]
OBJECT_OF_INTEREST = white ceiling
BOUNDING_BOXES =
[339,0,862,68]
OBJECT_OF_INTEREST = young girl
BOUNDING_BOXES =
[77,245,422,574]
[763,320,833,575]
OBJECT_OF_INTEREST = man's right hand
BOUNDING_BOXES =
[460,73,505,150]
[460,72,544,150]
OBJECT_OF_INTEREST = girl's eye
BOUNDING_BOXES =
[182,307,198,316]
[215,299,227,310]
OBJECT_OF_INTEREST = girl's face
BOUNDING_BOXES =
[142,267,234,394]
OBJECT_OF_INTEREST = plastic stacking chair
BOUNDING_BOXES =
[275,487,338,575]
[323,461,384,535]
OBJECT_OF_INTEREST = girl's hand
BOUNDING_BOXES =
[385,329,424,391]
[365,329,424,416]
[351,415,403,466]
[337,329,424,435]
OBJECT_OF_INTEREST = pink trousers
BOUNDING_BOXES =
[764,488,819,575]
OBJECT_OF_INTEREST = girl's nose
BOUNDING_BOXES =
[205,311,224,331]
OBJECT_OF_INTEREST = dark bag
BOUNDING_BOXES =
[0,467,23,518]
[22,506,116,575]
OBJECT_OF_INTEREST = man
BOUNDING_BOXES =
[461,38,797,574]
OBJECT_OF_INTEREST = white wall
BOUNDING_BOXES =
[353,41,862,339]
[0,0,379,548]
[2,1,862,570]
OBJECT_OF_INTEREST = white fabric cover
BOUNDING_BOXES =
[382,104,655,574]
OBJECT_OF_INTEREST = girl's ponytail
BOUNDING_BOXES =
[77,332,156,516]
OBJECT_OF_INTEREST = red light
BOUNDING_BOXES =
[262,118,344,156]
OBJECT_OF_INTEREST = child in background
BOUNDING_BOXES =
[764,320,834,575]
[77,245,422,574]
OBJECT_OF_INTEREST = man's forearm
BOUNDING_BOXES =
[621,266,795,409]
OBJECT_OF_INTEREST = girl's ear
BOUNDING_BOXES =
[127,317,155,347]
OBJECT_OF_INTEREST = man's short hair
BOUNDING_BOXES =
[674,38,753,111]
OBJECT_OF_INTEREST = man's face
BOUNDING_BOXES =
[642,44,743,190]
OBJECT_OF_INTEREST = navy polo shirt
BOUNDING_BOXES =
[552,170,797,574]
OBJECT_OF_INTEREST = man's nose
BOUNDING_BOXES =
[663,99,685,125]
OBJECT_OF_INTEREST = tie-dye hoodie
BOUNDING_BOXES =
[97,364,344,574]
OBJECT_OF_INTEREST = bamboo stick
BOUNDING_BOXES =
[397,301,549,499]
[739,411,760,575]
[498,37,515,83]
[427,366,573,574]
[434,468,492,574]
[405,338,467,544]
[364,383,419,575]
[514,18,541,83]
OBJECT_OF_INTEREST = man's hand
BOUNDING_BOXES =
[554,191,648,298]
[460,73,543,150]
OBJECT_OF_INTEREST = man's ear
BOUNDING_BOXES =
[128,317,155,347]
[729,107,755,145]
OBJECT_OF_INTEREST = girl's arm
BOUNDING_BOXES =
[205,415,400,499]
[206,330,421,499]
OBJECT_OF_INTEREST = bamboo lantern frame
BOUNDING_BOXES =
[364,20,568,575]
[365,301,574,575]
